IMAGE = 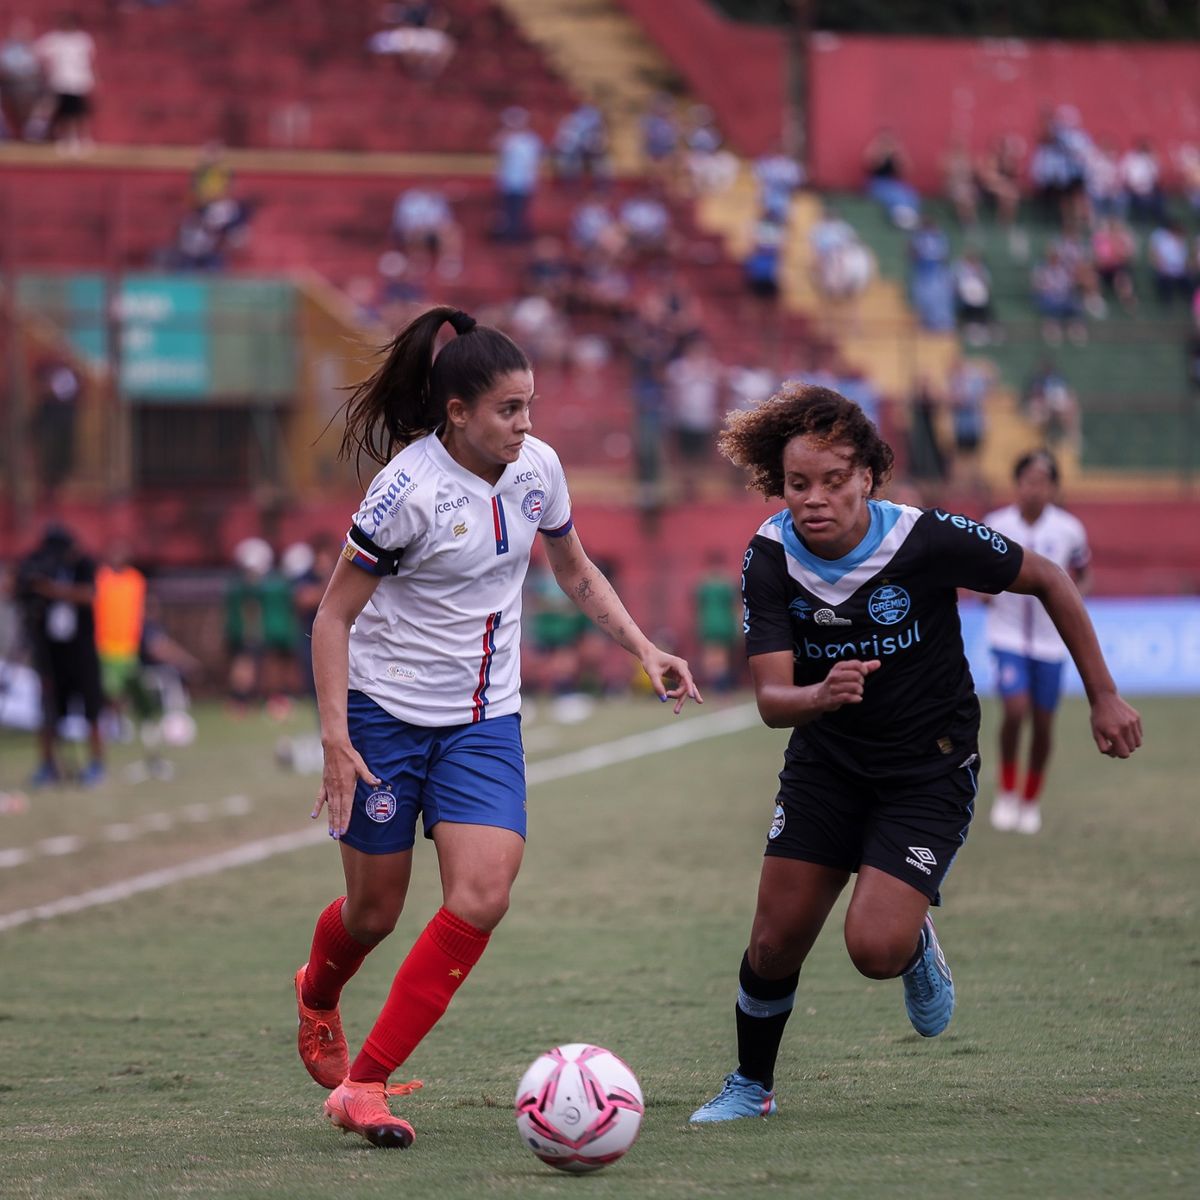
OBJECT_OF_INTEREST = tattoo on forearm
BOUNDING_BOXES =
[575,578,594,602]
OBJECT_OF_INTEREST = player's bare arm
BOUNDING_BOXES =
[1007,549,1142,758]
[541,527,702,711]
[749,650,881,728]
[310,555,383,835]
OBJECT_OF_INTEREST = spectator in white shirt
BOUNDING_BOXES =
[35,11,96,154]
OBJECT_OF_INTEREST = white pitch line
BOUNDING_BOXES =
[0,704,760,934]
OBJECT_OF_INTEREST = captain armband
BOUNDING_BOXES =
[341,525,404,576]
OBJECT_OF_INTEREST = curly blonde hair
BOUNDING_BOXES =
[718,382,894,499]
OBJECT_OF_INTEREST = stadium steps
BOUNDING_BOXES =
[829,193,1198,493]
[495,0,683,171]
[694,175,1035,491]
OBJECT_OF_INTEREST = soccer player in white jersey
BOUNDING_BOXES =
[294,305,701,1148]
[689,385,1139,1124]
[984,450,1091,834]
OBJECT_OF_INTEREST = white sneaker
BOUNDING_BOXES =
[990,791,1020,831]
[1015,803,1042,835]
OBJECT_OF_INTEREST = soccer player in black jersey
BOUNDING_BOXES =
[690,384,1141,1123]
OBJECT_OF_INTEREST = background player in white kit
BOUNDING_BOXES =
[984,451,1091,834]
[294,305,701,1149]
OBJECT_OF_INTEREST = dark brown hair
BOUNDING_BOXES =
[339,305,530,468]
[718,382,894,499]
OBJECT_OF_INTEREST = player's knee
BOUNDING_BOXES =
[342,901,401,945]
[746,930,803,978]
[445,884,510,932]
[845,930,910,980]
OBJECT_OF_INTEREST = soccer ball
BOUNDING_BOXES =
[514,1043,644,1173]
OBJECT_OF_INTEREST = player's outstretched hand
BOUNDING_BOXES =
[816,659,881,712]
[1090,692,1143,759]
[312,740,381,839]
[641,646,704,714]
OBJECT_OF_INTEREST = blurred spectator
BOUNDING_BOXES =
[492,106,541,242]
[942,136,979,226]
[1091,217,1137,312]
[391,185,463,279]
[743,218,785,305]
[31,355,82,497]
[665,335,724,490]
[952,246,994,345]
[34,12,97,154]
[15,524,105,787]
[862,127,920,230]
[191,142,232,208]
[1120,138,1166,225]
[551,103,611,186]
[754,148,805,224]
[524,235,574,305]
[1023,359,1081,451]
[94,540,146,736]
[286,534,338,702]
[640,92,679,180]
[1053,231,1105,318]
[1031,246,1086,345]
[0,18,42,140]
[367,2,455,79]
[569,191,623,257]
[907,216,954,332]
[835,360,882,431]
[975,133,1024,252]
[618,190,672,259]
[1177,144,1200,217]
[810,209,875,304]
[946,355,994,491]
[692,551,739,693]
[1085,139,1125,220]
[508,293,572,367]
[906,373,948,487]
[682,104,737,196]
[1148,219,1192,307]
[1189,297,1200,388]
[223,538,297,717]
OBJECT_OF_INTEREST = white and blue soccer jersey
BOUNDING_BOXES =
[742,501,1023,781]
[983,502,1089,664]
[343,432,573,727]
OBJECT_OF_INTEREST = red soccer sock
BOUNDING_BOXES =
[352,906,491,1081]
[1000,761,1018,793]
[1022,770,1044,803]
[302,897,374,1010]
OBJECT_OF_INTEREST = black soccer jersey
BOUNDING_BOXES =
[742,500,1024,781]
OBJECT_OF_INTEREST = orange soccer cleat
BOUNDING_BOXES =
[323,1078,423,1149]
[294,965,349,1089]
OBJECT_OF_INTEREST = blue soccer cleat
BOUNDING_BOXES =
[28,763,61,789]
[689,1071,777,1123]
[903,915,955,1037]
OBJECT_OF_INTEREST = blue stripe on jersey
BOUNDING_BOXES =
[540,517,574,538]
[491,496,510,556]
[770,499,906,585]
[471,610,501,723]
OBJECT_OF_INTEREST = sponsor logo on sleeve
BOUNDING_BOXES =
[934,509,1008,554]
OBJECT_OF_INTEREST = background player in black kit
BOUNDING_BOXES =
[690,384,1142,1124]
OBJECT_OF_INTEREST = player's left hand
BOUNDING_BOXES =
[1090,692,1142,759]
[641,647,703,714]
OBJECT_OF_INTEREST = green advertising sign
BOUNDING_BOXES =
[15,272,297,402]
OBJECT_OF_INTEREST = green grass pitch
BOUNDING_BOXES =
[0,693,1197,1199]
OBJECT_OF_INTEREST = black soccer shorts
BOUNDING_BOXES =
[762,739,979,905]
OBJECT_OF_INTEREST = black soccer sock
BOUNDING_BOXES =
[734,950,800,1092]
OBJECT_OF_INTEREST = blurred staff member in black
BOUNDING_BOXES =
[15,524,105,787]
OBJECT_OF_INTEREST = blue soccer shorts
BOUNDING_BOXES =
[340,690,527,855]
[992,650,1065,712]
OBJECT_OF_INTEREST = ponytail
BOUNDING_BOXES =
[339,305,529,468]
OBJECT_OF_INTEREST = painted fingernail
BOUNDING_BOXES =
[659,694,667,702]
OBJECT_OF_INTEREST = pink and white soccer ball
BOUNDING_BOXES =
[514,1043,644,1173]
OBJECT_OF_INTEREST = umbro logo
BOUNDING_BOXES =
[814,608,851,626]
[905,846,937,876]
